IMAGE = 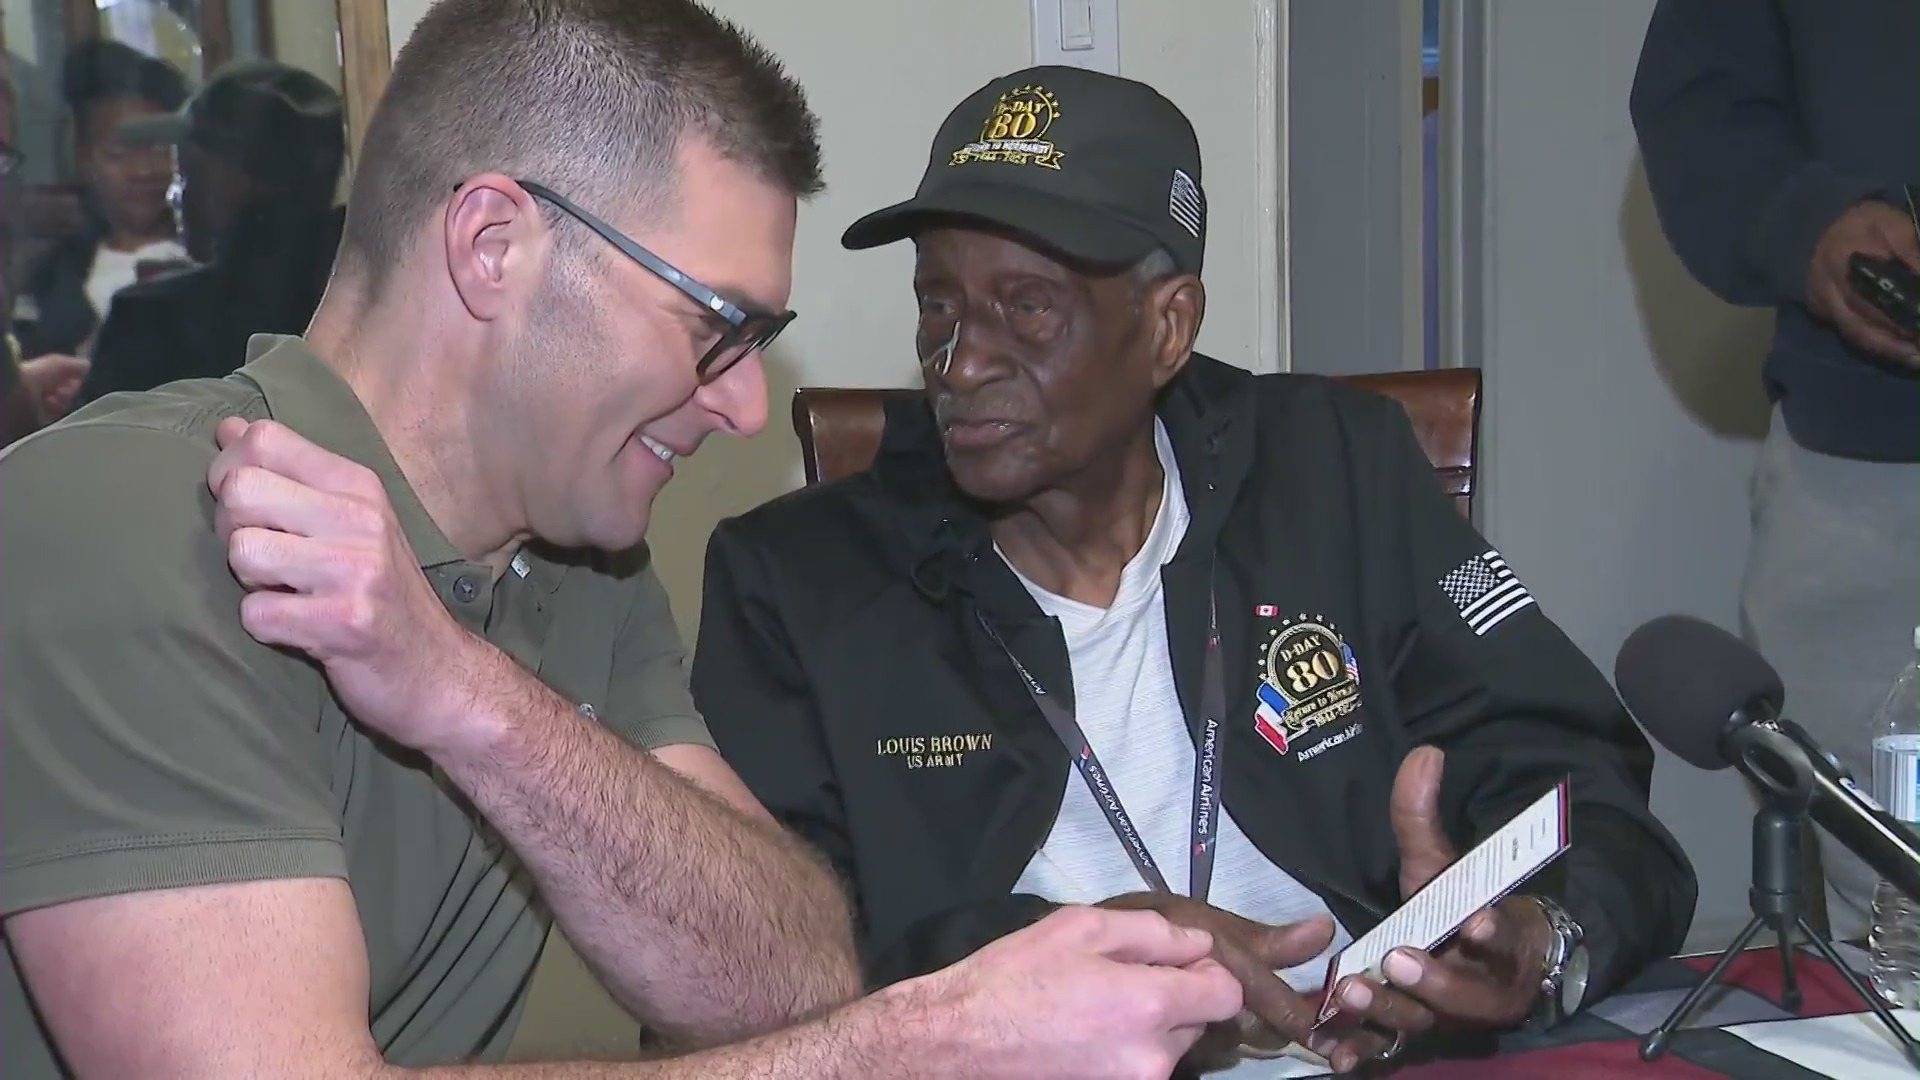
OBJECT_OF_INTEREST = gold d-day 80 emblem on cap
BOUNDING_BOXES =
[950,85,1065,171]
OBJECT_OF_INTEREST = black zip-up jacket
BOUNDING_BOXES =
[13,229,107,360]
[76,206,345,407]
[1630,0,1919,462]
[693,356,1697,1005]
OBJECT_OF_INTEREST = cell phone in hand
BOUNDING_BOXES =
[1849,253,1920,341]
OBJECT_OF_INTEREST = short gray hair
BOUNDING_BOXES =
[1131,247,1178,285]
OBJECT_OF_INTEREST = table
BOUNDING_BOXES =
[1385,942,1914,1079]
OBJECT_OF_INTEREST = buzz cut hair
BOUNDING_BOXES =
[337,0,823,295]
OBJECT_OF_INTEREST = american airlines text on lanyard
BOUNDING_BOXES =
[979,586,1229,901]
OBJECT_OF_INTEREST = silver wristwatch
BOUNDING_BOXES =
[1524,894,1589,1028]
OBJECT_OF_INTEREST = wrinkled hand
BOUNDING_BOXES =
[18,353,88,419]
[1099,893,1337,1070]
[927,905,1243,1080]
[207,417,484,752]
[1806,199,1920,365]
[1315,747,1554,1073]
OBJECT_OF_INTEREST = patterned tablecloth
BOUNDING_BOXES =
[1384,942,1913,1079]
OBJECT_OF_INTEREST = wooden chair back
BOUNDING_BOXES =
[792,368,1482,516]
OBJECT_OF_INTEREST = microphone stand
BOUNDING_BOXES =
[1642,726,1920,1064]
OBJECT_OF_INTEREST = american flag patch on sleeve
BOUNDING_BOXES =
[1438,550,1535,636]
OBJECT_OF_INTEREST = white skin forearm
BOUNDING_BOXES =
[388,986,921,1080]
[433,653,861,1045]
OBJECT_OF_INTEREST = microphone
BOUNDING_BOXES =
[1615,614,1920,904]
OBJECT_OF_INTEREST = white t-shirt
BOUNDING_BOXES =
[85,240,188,325]
[1007,421,1353,1025]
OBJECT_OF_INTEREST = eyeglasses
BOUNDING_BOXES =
[516,179,795,384]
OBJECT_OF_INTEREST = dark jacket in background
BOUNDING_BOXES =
[693,356,1698,1003]
[12,230,104,359]
[15,42,190,360]
[0,335,43,450]
[1630,0,1920,463]
[77,205,343,404]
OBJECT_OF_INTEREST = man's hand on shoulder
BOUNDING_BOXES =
[207,416,502,754]
[204,417,862,1040]
[1806,199,1920,366]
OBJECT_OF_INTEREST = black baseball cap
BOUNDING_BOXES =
[61,39,188,114]
[842,66,1207,275]
[119,59,343,187]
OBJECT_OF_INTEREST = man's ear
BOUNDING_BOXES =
[443,172,546,322]
[1148,274,1206,389]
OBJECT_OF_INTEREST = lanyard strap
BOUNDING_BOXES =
[982,585,1227,901]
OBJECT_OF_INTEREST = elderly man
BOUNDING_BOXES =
[693,66,1698,1075]
[0,6,1238,1079]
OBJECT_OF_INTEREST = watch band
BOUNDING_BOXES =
[1523,894,1588,1027]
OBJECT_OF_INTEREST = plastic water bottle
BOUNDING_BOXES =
[1868,627,1920,1008]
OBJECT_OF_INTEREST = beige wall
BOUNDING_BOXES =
[1467,0,1769,950]
[381,0,1284,1060]
[270,0,343,90]
[3,2,42,62]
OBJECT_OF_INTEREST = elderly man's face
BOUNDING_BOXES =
[912,227,1183,504]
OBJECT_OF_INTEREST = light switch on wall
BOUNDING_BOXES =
[1030,0,1118,74]
[1060,0,1095,50]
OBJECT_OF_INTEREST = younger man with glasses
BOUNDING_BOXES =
[0,3,1240,1079]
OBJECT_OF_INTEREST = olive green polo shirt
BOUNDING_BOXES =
[0,336,714,1077]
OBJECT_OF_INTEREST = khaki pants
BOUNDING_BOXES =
[1741,409,1920,941]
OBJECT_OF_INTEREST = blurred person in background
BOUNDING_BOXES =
[12,39,187,361]
[76,60,346,404]
[1,50,88,446]
[1632,0,1919,939]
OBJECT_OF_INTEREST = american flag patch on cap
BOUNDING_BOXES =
[1438,550,1534,636]
[1169,169,1204,238]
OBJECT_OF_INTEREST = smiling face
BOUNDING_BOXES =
[912,227,1201,505]
[483,138,791,552]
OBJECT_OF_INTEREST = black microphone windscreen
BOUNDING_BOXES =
[1614,615,1786,771]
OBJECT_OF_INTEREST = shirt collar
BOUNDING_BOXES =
[508,544,570,595]
[233,335,464,569]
